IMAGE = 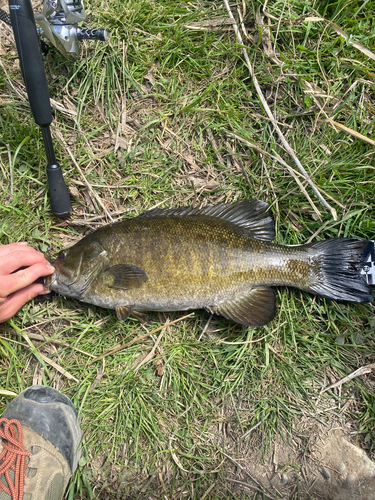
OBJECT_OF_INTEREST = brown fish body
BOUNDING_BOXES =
[46,199,373,326]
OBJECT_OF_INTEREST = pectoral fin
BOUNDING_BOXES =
[116,305,134,322]
[105,264,148,289]
[207,287,276,327]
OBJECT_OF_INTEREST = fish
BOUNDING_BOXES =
[44,199,374,327]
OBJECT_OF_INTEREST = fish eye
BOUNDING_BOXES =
[58,251,66,260]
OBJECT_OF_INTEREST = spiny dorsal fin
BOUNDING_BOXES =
[137,199,275,242]
[206,286,276,327]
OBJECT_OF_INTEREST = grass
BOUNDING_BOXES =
[1,0,375,498]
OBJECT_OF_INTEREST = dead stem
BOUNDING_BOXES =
[222,0,336,220]
[54,129,114,222]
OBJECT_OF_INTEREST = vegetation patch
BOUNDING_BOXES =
[0,0,374,498]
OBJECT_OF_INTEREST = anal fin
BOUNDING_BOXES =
[207,286,276,327]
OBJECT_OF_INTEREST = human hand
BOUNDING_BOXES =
[0,242,55,323]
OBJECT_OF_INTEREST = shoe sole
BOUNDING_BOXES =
[3,385,83,473]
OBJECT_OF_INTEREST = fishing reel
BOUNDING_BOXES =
[3,0,109,218]
[34,0,108,56]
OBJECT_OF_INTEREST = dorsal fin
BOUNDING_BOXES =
[137,199,275,242]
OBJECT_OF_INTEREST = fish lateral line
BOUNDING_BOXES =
[43,199,374,326]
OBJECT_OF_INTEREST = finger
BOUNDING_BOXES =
[0,242,29,257]
[0,246,49,270]
[0,249,51,275]
[0,263,55,297]
[0,283,46,323]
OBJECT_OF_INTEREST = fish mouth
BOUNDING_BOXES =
[44,271,57,290]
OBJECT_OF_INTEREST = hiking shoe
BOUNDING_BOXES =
[0,385,82,500]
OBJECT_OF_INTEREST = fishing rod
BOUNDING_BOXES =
[5,0,107,217]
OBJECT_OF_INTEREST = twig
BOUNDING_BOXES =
[0,389,17,397]
[198,313,213,341]
[262,158,279,219]
[8,328,95,358]
[218,321,287,346]
[220,450,275,499]
[320,118,375,146]
[267,343,287,361]
[206,128,225,166]
[54,130,114,222]
[271,149,329,220]
[321,364,375,393]
[239,420,263,440]
[74,209,134,221]
[133,325,167,372]
[222,0,336,220]
[199,483,216,500]
[169,436,225,474]
[8,321,49,373]
[302,16,375,63]
[91,313,195,362]
[224,130,324,219]
[0,59,27,103]
[4,327,77,382]
[218,333,268,345]
[0,57,76,118]
[305,221,330,244]
[7,144,13,199]
[89,359,106,393]
[226,477,275,499]
[37,351,79,382]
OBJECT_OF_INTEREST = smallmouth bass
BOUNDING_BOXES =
[45,199,373,326]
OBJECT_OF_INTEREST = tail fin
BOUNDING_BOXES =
[307,239,373,303]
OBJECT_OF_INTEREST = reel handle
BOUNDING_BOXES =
[76,27,108,41]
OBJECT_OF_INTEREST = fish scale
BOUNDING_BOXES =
[45,199,373,326]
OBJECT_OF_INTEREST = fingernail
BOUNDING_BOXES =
[47,264,55,272]
[17,242,28,246]
[38,289,50,295]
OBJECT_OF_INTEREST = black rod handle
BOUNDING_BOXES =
[46,164,72,218]
[9,0,52,126]
[9,0,72,218]
[42,127,72,218]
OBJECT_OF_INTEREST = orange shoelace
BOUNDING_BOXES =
[0,418,32,500]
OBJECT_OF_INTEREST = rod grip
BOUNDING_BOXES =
[9,0,52,126]
[46,164,72,218]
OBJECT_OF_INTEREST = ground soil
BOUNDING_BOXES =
[86,398,375,499]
